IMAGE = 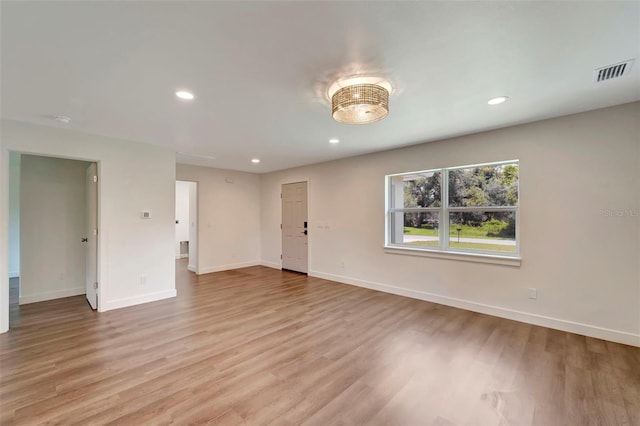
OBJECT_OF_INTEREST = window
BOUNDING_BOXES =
[386,160,519,258]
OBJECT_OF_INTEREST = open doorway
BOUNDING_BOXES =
[175,180,198,274]
[8,153,98,326]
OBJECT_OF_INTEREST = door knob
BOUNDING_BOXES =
[82,237,88,242]
[302,230,307,235]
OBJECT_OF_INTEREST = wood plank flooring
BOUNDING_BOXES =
[1,260,639,425]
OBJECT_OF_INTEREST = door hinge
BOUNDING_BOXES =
[94,282,98,290]
[93,228,98,235]
[93,175,98,183]
[280,254,282,259]
[280,224,282,229]
[280,193,282,198]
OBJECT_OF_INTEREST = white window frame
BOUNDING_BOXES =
[385,160,521,266]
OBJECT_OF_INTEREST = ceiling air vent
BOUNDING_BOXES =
[593,60,634,83]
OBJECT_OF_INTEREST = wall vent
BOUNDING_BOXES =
[593,60,634,83]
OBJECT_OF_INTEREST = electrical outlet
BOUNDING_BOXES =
[140,275,147,285]
[528,288,537,299]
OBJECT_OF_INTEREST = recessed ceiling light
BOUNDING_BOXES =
[54,115,71,124]
[488,96,508,105]
[251,158,260,164]
[329,138,340,144]
[175,91,195,100]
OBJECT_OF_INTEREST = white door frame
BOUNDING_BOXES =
[281,180,309,273]
[175,179,198,274]
[0,150,102,332]
[85,163,98,309]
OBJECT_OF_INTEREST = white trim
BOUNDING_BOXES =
[281,180,309,274]
[260,260,282,270]
[197,260,260,275]
[387,159,519,178]
[100,289,176,311]
[187,264,197,273]
[443,168,450,251]
[386,160,520,258]
[384,246,522,267]
[308,270,640,347]
[447,206,517,213]
[9,271,19,278]
[175,254,188,259]
[19,286,85,305]
[276,176,312,276]
[449,159,520,171]
[1,148,8,333]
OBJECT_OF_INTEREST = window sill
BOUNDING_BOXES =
[384,245,522,267]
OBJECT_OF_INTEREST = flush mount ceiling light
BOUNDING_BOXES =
[175,90,195,100]
[329,138,340,144]
[328,76,392,125]
[251,158,260,164]
[488,96,508,105]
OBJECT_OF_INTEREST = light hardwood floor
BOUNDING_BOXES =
[1,260,638,425]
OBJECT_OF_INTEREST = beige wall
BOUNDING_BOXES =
[20,155,89,304]
[260,102,640,346]
[176,164,261,274]
[1,120,177,332]
[2,104,638,344]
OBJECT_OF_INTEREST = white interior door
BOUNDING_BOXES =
[282,182,308,273]
[85,163,98,309]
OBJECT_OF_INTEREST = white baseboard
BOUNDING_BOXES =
[20,286,85,305]
[260,260,281,270]
[100,289,177,312]
[188,264,197,272]
[309,270,640,348]
[9,271,20,279]
[197,260,260,275]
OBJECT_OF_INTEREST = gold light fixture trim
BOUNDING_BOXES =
[328,76,392,125]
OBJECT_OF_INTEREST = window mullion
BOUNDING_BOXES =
[389,207,441,213]
[442,168,449,251]
[448,206,517,213]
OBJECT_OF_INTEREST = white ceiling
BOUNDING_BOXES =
[2,1,639,173]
